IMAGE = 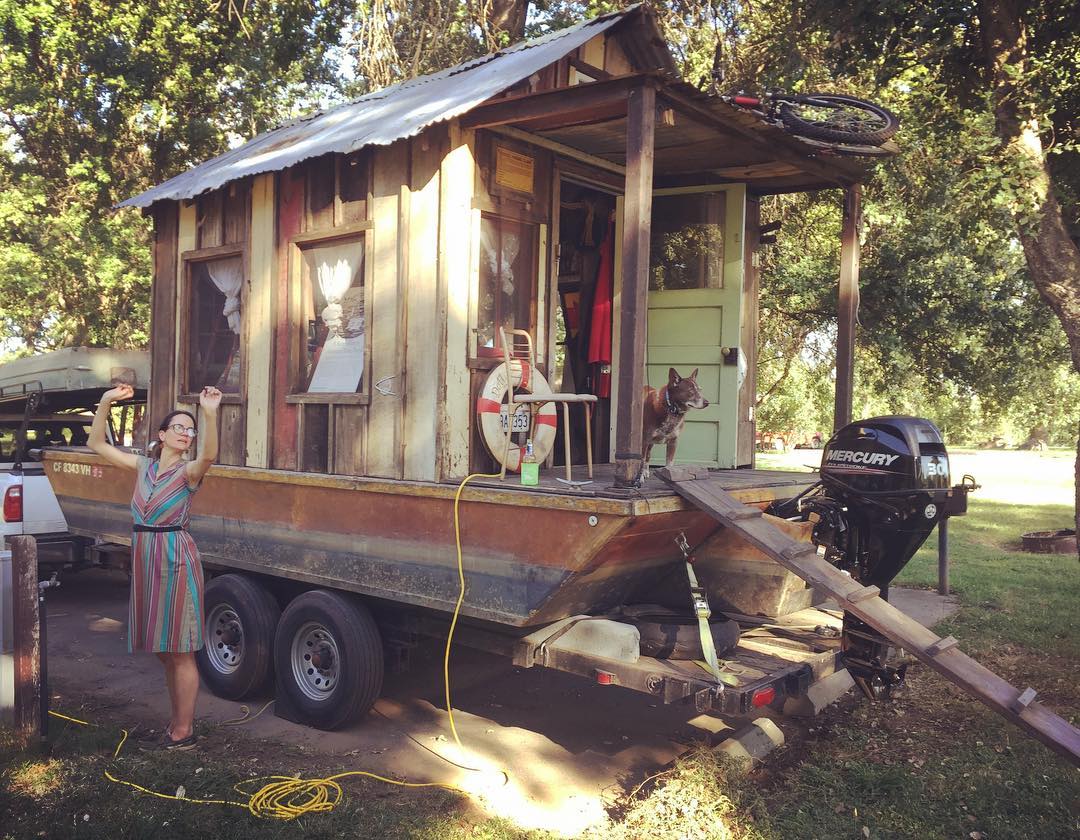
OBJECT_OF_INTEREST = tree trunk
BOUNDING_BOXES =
[487,0,528,42]
[980,0,1080,550]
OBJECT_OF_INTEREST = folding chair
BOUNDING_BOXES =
[499,327,597,484]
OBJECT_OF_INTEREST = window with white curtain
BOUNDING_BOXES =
[299,237,366,393]
[477,215,537,358]
[187,254,243,393]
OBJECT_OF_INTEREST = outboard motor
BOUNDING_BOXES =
[770,416,976,700]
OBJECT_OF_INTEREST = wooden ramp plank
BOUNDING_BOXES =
[660,470,1080,766]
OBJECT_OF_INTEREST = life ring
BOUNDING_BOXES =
[476,360,557,472]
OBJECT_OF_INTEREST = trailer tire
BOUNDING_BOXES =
[274,590,383,731]
[197,574,280,700]
[632,614,741,660]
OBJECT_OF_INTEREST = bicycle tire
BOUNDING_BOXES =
[779,94,899,146]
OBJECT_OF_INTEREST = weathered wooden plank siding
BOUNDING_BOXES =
[149,203,179,428]
[366,141,408,478]
[174,200,197,410]
[246,174,275,468]
[403,128,446,481]
[437,123,476,480]
[272,168,305,469]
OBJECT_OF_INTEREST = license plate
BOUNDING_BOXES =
[499,406,531,433]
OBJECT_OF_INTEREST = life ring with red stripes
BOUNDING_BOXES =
[476,360,557,472]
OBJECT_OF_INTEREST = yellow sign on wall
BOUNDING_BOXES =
[495,147,535,194]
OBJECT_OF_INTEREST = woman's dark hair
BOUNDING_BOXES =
[148,410,197,460]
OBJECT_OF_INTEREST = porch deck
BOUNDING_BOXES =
[452,465,817,500]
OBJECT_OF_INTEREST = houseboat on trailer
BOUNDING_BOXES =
[45,6,886,730]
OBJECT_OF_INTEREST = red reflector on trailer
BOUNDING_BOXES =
[3,485,22,522]
[751,686,776,707]
[595,670,616,685]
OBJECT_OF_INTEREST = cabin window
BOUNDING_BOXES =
[298,237,366,394]
[648,193,725,291]
[186,254,243,393]
[476,214,537,357]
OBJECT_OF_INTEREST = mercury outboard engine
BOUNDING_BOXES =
[770,416,976,700]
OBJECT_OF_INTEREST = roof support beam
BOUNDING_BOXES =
[614,82,655,488]
[833,184,861,430]
[461,74,653,131]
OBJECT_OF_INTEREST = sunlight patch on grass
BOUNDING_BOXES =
[6,758,66,798]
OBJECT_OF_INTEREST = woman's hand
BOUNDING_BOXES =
[199,386,222,411]
[101,384,135,405]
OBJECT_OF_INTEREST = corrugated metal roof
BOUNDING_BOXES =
[120,8,646,209]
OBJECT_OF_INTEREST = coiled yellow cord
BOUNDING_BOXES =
[47,471,508,819]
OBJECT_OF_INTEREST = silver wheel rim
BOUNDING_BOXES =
[206,603,244,675]
[290,621,340,701]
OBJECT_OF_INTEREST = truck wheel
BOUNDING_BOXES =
[273,590,384,731]
[197,574,280,700]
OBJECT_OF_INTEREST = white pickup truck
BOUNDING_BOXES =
[0,412,97,572]
[0,347,149,574]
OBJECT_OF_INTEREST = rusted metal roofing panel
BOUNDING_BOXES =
[120,8,648,209]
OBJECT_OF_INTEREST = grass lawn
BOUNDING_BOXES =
[2,451,1077,839]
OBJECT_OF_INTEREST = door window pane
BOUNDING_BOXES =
[649,193,725,291]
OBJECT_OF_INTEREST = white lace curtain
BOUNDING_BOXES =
[204,256,243,334]
[481,225,520,296]
[313,241,363,334]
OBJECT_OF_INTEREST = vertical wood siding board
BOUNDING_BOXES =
[150,203,179,427]
[368,141,408,478]
[197,190,224,249]
[436,123,475,479]
[272,167,305,469]
[396,178,410,478]
[403,130,443,481]
[175,201,198,408]
[246,174,275,468]
[224,181,249,244]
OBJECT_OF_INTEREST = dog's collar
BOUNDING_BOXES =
[664,390,685,416]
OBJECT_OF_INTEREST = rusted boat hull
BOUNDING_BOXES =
[45,451,813,626]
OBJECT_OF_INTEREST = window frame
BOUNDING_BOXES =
[473,212,541,361]
[178,243,248,405]
[285,222,373,406]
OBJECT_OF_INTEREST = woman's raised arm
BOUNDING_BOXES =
[88,385,139,471]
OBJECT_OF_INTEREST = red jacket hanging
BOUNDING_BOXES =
[587,218,614,398]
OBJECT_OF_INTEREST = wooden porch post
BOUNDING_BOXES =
[614,83,656,487]
[834,183,861,431]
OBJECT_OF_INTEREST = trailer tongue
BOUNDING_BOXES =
[660,416,1080,766]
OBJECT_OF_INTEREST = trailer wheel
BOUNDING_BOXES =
[197,574,280,700]
[273,590,383,731]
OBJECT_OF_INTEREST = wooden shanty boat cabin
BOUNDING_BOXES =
[45,5,885,725]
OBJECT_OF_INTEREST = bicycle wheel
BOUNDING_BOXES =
[779,94,899,146]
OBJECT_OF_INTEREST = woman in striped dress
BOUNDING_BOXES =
[89,384,221,750]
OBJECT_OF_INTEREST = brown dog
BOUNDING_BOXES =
[641,367,709,480]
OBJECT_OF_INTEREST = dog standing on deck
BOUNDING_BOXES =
[640,367,709,480]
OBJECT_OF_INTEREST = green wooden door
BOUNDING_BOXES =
[644,186,745,469]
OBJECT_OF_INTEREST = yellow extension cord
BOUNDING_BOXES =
[48,472,506,820]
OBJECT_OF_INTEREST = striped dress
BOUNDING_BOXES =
[128,455,204,653]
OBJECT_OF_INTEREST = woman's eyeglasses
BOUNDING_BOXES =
[168,424,197,438]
